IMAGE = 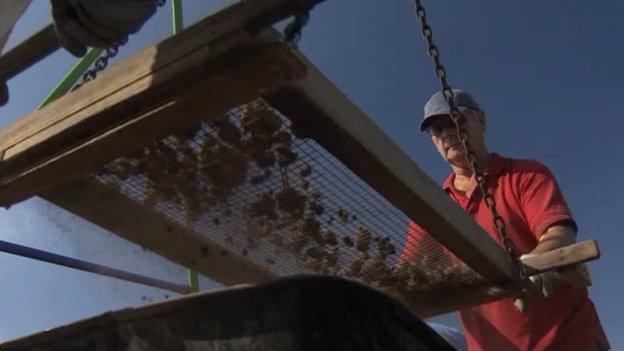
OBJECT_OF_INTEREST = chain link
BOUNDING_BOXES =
[71,0,167,91]
[71,43,122,91]
[412,0,526,281]
[284,7,312,46]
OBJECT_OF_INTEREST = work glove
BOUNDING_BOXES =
[51,0,160,57]
[513,252,563,312]
[527,270,561,297]
[513,271,561,312]
[0,81,7,107]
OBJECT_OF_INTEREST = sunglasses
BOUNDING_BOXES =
[426,116,468,137]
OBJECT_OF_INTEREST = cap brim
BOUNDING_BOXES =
[419,115,439,132]
[419,107,471,132]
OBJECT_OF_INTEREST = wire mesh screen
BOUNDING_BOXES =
[94,98,489,296]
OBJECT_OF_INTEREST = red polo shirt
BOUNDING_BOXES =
[402,154,608,350]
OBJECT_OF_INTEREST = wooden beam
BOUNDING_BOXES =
[0,0,323,206]
[42,178,278,285]
[394,285,511,318]
[0,40,306,206]
[396,240,599,317]
[265,54,516,283]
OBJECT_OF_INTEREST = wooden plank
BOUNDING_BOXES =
[41,178,278,285]
[0,0,323,204]
[394,285,511,318]
[264,54,516,283]
[0,40,306,206]
[521,239,599,275]
[395,240,599,317]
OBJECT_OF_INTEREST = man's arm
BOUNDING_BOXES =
[520,221,590,299]
[531,222,576,253]
[514,164,585,309]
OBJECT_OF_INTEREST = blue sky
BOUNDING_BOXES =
[0,0,622,347]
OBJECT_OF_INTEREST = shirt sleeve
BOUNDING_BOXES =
[520,162,576,238]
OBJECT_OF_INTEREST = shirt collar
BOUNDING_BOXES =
[442,153,505,192]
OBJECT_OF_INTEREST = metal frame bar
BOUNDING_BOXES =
[0,238,189,294]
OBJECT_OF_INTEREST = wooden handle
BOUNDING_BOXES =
[521,239,600,276]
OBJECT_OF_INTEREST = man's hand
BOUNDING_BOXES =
[525,261,562,298]
[51,0,160,57]
[513,264,563,312]
[513,224,576,312]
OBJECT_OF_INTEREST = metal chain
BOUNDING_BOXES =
[284,7,312,46]
[74,1,309,90]
[412,0,526,281]
[71,0,167,91]
[71,44,122,91]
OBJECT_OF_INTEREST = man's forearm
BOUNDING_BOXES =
[532,225,576,253]
[530,224,592,287]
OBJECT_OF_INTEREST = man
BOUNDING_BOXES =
[1,0,160,105]
[401,90,609,350]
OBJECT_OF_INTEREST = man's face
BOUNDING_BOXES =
[425,109,486,167]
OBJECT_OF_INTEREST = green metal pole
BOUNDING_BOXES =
[172,0,184,34]
[38,48,102,108]
[171,0,199,294]
[187,268,199,293]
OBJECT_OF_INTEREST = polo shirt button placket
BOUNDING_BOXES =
[469,175,492,215]
[467,202,479,215]
[465,185,483,214]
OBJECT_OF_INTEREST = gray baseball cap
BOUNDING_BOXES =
[420,89,481,131]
